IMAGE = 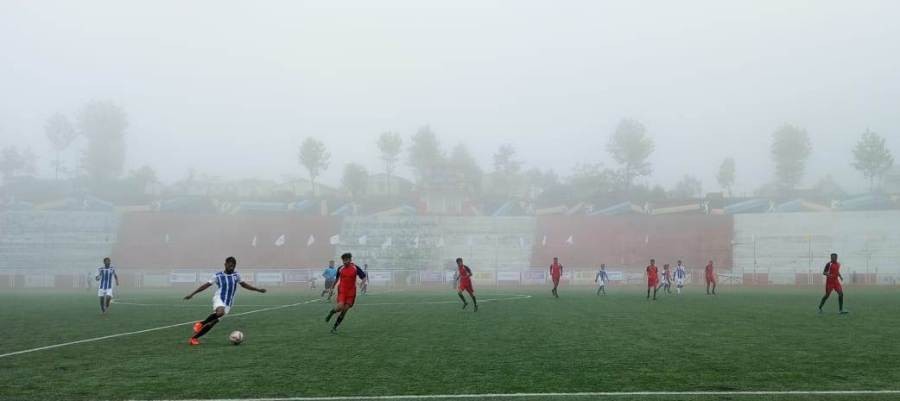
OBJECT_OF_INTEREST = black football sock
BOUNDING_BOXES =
[818,295,828,309]
[458,293,467,304]
[193,319,218,339]
[471,295,477,307]
[99,297,106,312]
[333,311,347,329]
[201,313,219,325]
[838,294,844,311]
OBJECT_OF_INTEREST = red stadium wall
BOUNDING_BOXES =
[531,215,733,271]
[111,212,342,269]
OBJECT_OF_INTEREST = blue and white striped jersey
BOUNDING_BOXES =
[97,267,116,290]
[209,272,243,306]
[674,265,687,279]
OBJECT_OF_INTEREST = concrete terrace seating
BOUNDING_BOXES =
[0,211,119,271]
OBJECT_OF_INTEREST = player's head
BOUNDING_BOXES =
[600,263,606,270]
[328,260,335,268]
[341,253,352,264]
[677,260,682,265]
[456,257,463,266]
[553,257,558,262]
[664,264,669,269]
[650,259,655,265]
[831,253,838,262]
[708,260,713,265]
[103,257,111,267]
[224,256,237,272]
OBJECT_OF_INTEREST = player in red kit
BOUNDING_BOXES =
[646,259,659,300]
[325,253,367,333]
[455,258,478,311]
[550,257,563,298]
[818,253,848,314]
[705,260,717,295]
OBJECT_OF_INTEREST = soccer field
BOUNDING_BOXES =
[2,286,900,401]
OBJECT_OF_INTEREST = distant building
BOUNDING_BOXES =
[419,165,468,215]
[885,167,900,194]
[366,173,413,197]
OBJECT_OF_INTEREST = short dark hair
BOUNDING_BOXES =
[455,258,463,263]
[226,256,236,265]
[341,253,352,260]
[831,253,838,258]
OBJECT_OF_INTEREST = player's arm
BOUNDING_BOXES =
[823,262,830,276]
[113,270,119,286]
[356,268,367,281]
[240,281,267,293]
[184,282,212,300]
[465,266,473,276]
[595,272,599,283]
[95,268,101,281]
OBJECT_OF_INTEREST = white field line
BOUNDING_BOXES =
[0,298,322,359]
[131,390,900,401]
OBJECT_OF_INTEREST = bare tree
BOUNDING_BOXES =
[376,132,402,195]
[607,119,654,196]
[852,129,894,191]
[341,163,369,200]
[407,126,444,183]
[717,157,736,196]
[771,124,812,192]
[79,101,128,181]
[45,113,78,180]
[298,137,330,196]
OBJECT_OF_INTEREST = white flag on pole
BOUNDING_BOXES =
[413,236,420,249]
[329,234,340,245]
[437,237,445,248]
[306,234,315,247]
[275,234,287,247]
[565,235,574,245]
[358,235,368,245]
[542,235,547,246]
[382,237,392,249]
[251,235,257,247]
[519,237,525,249]
[164,233,170,244]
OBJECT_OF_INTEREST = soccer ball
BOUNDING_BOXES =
[228,331,244,345]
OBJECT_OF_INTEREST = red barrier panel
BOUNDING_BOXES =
[111,212,342,269]
[532,215,732,271]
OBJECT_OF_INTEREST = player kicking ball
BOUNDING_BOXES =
[455,258,478,311]
[818,253,849,315]
[183,257,267,345]
[95,257,119,314]
[325,253,367,333]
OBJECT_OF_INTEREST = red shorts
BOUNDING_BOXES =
[337,291,357,307]
[552,275,561,285]
[459,279,474,294]
[648,278,659,288]
[706,274,716,283]
[825,280,842,295]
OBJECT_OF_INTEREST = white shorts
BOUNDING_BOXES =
[98,288,114,297]
[676,278,685,287]
[597,280,606,287]
[212,295,232,314]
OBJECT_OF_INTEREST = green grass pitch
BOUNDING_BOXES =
[2,285,900,401]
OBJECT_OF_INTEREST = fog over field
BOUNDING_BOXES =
[1,0,898,195]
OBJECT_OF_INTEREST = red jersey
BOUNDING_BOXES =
[825,262,841,282]
[705,263,714,275]
[550,262,562,278]
[646,265,659,280]
[337,263,365,295]
[458,264,472,281]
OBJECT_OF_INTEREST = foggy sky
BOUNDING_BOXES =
[1,0,899,195]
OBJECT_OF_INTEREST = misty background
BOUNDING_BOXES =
[1,0,899,197]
